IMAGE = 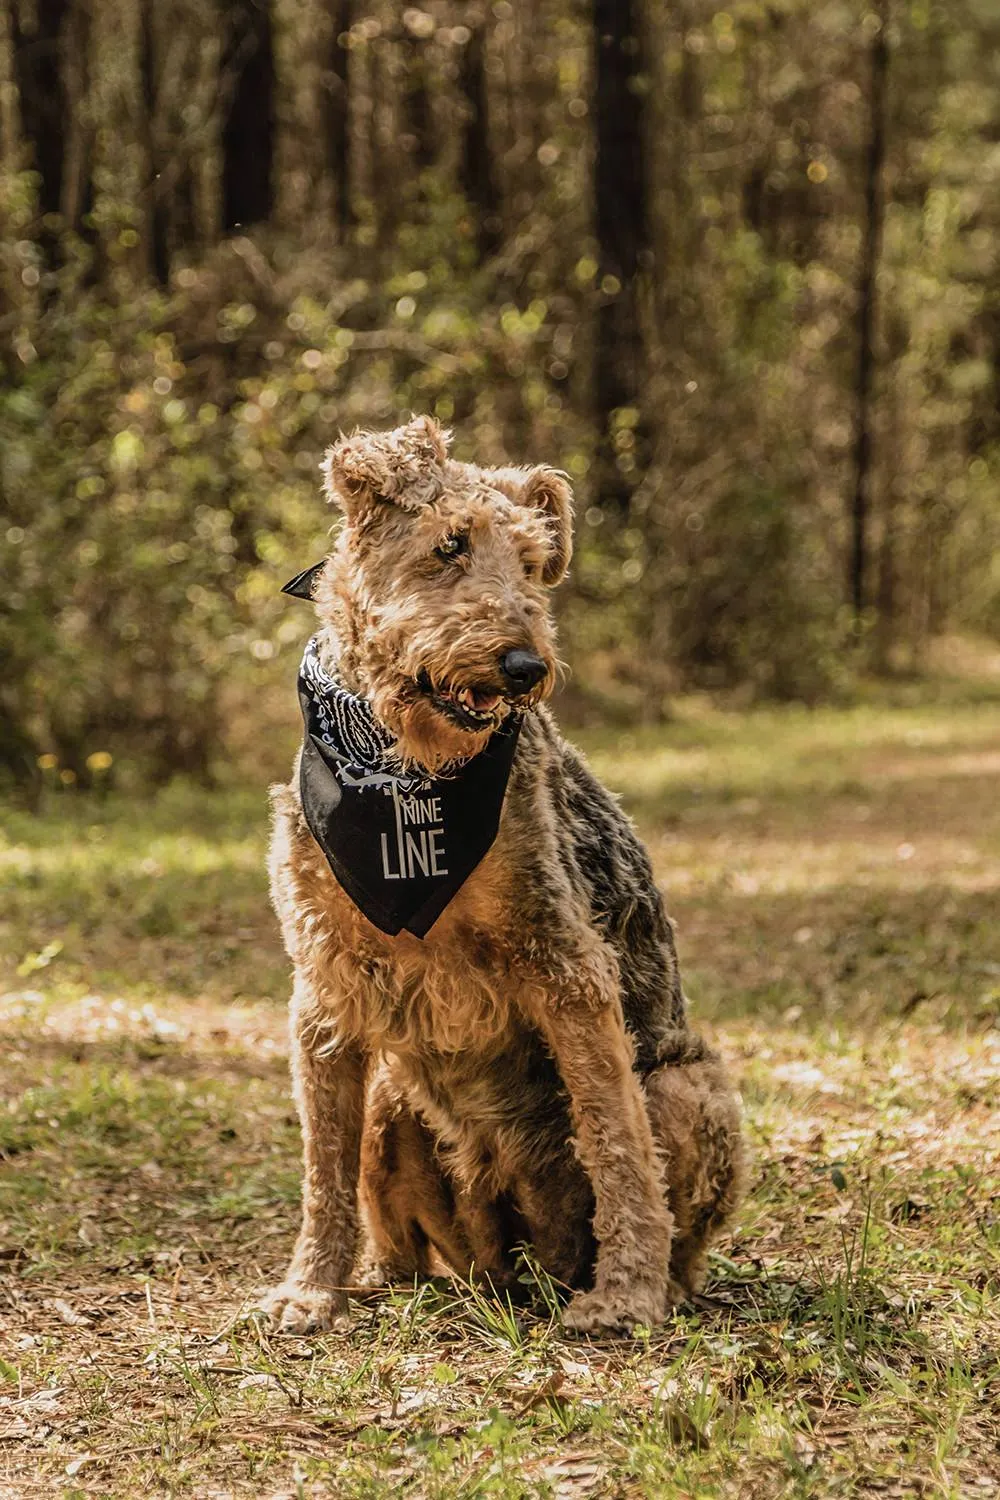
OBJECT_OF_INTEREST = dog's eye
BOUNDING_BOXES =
[435,533,469,563]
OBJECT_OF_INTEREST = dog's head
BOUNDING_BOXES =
[314,416,572,771]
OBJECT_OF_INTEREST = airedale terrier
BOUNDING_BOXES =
[261,415,745,1335]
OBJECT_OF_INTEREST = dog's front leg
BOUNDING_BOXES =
[527,959,674,1335]
[259,984,368,1334]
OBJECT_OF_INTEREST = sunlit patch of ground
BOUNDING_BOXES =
[1,693,998,1497]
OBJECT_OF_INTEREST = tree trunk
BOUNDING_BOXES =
[592,0,650,514]
[322,0,352,238]
[369,31,396,249]
[60,0,92,235]
[874,372,901,672]
[140,0,169,283]
[10,0,66,219]
[459,20,500,260]
[400,32,433,175]
[848,2,889,620]
[220,0,275,231]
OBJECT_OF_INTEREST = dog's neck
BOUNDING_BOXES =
[312,625,365,700]
[310,554,372,700]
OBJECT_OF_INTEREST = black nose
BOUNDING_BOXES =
[499,649,548,695]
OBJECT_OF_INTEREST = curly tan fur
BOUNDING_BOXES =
[260,416,746,1336]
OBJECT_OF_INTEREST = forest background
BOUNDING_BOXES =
[2,7,1000,1493]
[1,0,999,792]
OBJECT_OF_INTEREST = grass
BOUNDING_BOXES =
[1,687,999,1497]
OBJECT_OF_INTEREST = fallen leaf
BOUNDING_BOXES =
[659,1405,709,1450]
[393,1388,437,1417]
[515,1369,566,1413]
[890,1197,929,1224]
[65,1454,97,1477]
[540,1453,605,1495]
[46,1298,93,1328]
[237,1372,283,1391]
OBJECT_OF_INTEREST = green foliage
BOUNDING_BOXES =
[1,0,998,784]
[0,233,586,785]
[663,479,852,700]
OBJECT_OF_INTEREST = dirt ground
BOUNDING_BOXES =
[1,690,998,1497]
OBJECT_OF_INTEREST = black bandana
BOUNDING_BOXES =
[294,634,521,938]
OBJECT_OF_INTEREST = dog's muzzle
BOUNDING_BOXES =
[498,649,548,696]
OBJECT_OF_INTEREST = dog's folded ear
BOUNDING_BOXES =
[322,416,450,516]
[516,467,574,586]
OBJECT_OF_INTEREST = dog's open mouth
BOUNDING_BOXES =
[415,671,506,732]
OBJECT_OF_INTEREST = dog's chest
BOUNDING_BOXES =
[286,823,529,1048]
[395,1028,568,1148]
[358,936,520,1054]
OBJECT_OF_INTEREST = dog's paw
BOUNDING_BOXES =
[666,1275,692,1309]
[562,1283,666,1337]
[257,1281,350,1335]
[352,1260,391,1290]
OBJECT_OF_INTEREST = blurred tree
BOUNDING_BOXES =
[591,0,650,514]
[10,0,66,219]
[322,0,353,238]
[220,0,275,230]
[1,0,998,788]
[458,15,500,261]
[141,0,170,283]
[400,8,435,180]
[849,0,889,621]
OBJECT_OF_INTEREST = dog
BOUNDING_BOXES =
[260,415,745,1335]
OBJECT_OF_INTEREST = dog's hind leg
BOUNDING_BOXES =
[643,1044,747,1300]
[358,1072,520,1292]
[358,1072,475,1283]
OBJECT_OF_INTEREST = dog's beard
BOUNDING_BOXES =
[390,694,497,773]
[368,666,551,774]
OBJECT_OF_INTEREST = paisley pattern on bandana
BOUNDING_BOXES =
[295,634,521,938]
[299,636,427,796]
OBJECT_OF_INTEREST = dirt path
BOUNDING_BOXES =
[2,697,998,1497]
